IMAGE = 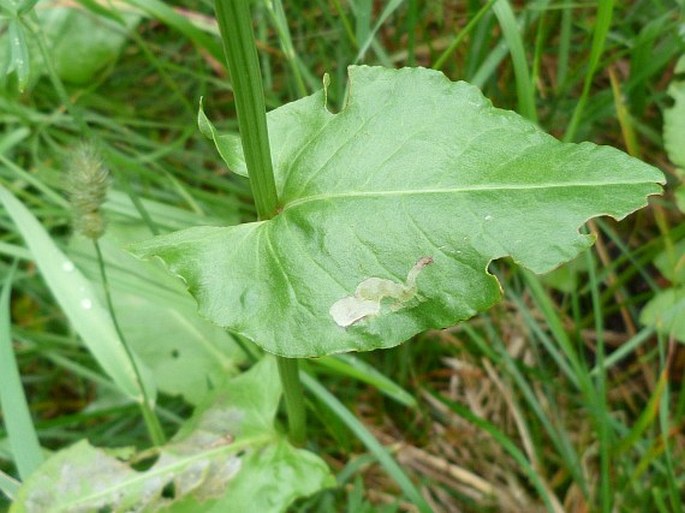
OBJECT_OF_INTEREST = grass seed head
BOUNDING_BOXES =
[66,143,110,240]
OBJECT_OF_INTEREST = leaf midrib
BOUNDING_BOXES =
[58,433,274,512]
[281,180,657,212]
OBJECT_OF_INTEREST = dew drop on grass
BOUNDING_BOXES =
[80,298,93,310]
[62,261,75,272]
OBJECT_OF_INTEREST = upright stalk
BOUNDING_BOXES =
[214,0,306,446]
[94,241,166,446]
[215,0,278,219]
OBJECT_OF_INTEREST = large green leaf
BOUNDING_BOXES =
[10,357,334,513]
[133,66,663,358]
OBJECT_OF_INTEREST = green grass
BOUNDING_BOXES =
[1,0,684,511]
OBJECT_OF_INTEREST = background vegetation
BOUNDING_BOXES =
[1,0,684,511]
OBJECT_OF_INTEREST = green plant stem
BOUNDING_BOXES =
[94,241,166,446]
[214,0,306,445]
[214,0,279,219]
[276,357,306,446]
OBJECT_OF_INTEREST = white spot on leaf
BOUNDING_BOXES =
[330,256,433,328]
[80,298,93,310]
[62,261,75,272]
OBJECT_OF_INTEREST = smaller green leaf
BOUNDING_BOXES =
[654,239,685,285]
[539,254,589,294]
[0,469,20,501]
[640,286,685,343]
[198,98,246,176]
[38,4,140,85]
[10,358,334,513]
[664,55,685,170]
[0,3,141,91]
[675,184,685,214]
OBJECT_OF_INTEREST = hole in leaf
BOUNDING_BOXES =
[131,452,160,471]
[161,481,176,499]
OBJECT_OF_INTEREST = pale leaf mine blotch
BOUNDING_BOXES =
[329,256,434,328]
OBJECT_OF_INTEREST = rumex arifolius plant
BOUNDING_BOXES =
[133,65,665,358]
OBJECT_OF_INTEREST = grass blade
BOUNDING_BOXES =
[313,354,417,408]
[492,0,537,121]
[353,0,404,63]
[427,389,563,513]
[584,249,613,512]
[302,372,432,513]
[0,263,43,479]
[433,0,497,71]
[564,0,615,141]
[0,469,20,501]
[123,0,224,62]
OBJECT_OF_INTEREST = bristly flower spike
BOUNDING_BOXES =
[66,143,110,240]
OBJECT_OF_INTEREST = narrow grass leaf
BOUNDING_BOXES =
[492,0,537,121]
[590,327,654,375]
[564,0,615,141]
[302,372,432,513]
[314,354,417,408]
[584,248,613,512]
[482,326,588,496]
[432,0,497,71]
[615,368,667,455]
[428,389,563,513]
[609,68,641,158]
[0,469,20,501]
[123,0,223,61]
[658,336,683,513]
[354,0,404,63]
[0,263,43,479]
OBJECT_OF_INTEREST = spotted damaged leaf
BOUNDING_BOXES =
[133,66,664,357]
[10,358,333,513]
